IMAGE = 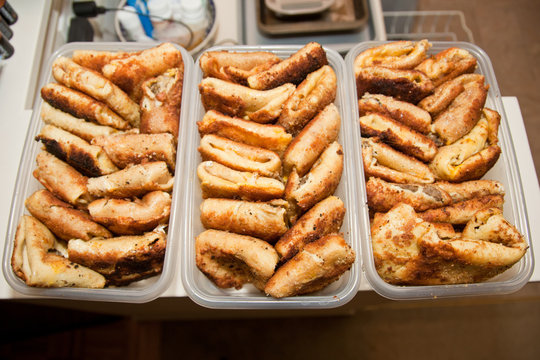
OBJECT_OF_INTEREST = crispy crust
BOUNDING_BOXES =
[197,161,284,201]
[360,113,437,162]
[200,50,281,85]
[35,125,118,177]
[197,110,292,155]
[33,151,94,208]
[264,234,355,298]
[418,194,505,224]
[366,177,451,213]
[431,79,488,145]
[362,137,435,184]
[72,50,133,72]
[40,103,118,142]
[195,229,279,290]
[102,43,183,102]
[198,134,282,178]
[435,180,504,203]
[88,191,171,235]
[87,161,174,198]
[25,190,112,241]
[275,196,345,262]
[418,74,485,116]
[41,83,130,130]
[371,203,521,285]
[140,67,183,139]
[67,229,167,286]
[430,111,501,182]
[358,93,432,134]
[354,40,431,70]
[415,47,477,87]
[285,142,343,212]
[277,65,337,135]
[462,208,527,252]
[91,133,177,170]
[52,57,140,127]
[247,42,328,90]
[199,77,295,123]
[200,198,288,242]
[12,215,106,288]
[356,66,434,104]
[283,103,341,176]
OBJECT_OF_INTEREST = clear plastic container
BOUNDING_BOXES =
[2,42,194,303]
[180,45,363,309]
[344,41,534,300]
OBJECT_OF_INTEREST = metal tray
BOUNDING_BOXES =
[2,42,194,303]
[256,0,368,36]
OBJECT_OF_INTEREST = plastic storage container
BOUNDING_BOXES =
[180,45,363,309]
[2,42,194,303]
[345,41,534,300]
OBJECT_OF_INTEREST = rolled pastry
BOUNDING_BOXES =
[200,198,288,242]
[11,215,106,288]
[366,177,451,213]
[40,102,118,142]
[199,50,281,85]
[354,40,431,70]
[197,110,292,155]
[430,109,501,182]
[275,196,345,262]
[68,228,167,285]
[431,78,488,145]
[360,113,437,162]
[199,77,295,123]
[52,57,140,127]
[87,161,174,198]
[285,141,343,212]
[35,125,118,177]
[415,47,477,87]
[283,103,341,176]
[197,161,284,201]
[277,65,337,135]
[198,134,282,178]
[72,49,133,72]
[264,234,355,298]
[33,151,94,208]
[91,132,177,170]
[371,203,511,285]
[358,93,431,134]
[418,74,485,116]
[195,229,279,290]
[462,208,527,253]
[361,137,435,184]
[247,42,328,90]
[418,194,505,225]
[88,191,171,235]
[25,189,112,241]
[435,180,504,203]
[140,66,183,139]
[102,42,183,101]
[355,66,434,104]
[41,83,130,130]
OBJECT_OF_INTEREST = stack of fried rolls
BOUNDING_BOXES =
[12,43,185,288]
[354,40,527,285]
[196,42,355,298]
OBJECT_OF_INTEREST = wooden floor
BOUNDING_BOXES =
[1,1,540,359]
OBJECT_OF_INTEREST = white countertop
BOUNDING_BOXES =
[0,0,538,300]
